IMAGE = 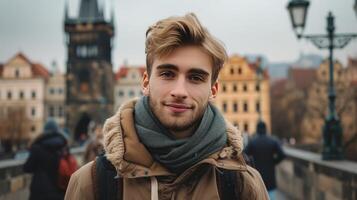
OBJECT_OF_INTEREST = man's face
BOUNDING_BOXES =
[142,46,218,135]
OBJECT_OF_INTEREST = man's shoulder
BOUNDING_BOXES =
[65,161,95,200]
[73,160,94,179]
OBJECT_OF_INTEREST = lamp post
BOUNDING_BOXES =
[287,0,357,160]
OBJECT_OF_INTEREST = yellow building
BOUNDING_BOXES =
[214,55,271,135]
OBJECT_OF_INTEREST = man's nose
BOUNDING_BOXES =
[170,76,188,99]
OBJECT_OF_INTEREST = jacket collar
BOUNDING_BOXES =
[102,99,247,178]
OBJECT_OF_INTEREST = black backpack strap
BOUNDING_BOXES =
[217,168,243,200]
[91,154,123,200]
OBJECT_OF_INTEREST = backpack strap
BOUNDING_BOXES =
[91,154,123,200]
[216,168,244,200]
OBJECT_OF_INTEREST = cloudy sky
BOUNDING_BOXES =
[0,0,356,72]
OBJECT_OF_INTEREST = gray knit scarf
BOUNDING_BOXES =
[134,96,227,173]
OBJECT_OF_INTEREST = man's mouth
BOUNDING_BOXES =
[164,103,192,113]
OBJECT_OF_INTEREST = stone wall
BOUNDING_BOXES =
[0,147,85,200]
[276,146,357,200]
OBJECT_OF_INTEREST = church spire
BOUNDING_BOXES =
[78,0,103,21]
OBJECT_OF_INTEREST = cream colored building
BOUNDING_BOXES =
[0,53,49,142]
[114,66,145,111]
[45,63,66,128]
[214,55,271,135]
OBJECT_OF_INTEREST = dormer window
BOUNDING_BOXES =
[15,69,20,78]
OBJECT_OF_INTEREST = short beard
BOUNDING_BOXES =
[148,96,207,133]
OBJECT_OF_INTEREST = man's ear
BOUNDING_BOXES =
[142,71,150,96]
[209,81,218,100]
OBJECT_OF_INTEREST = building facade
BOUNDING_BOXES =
[214,55,271,135]
[45,63,66,128]
[114,66,145,110]
[0,53,49,150]
[64,0,115,141]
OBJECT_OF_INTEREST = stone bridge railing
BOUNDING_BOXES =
[1,145,356,200]
[0,147,85,200]
[276,146,357,200]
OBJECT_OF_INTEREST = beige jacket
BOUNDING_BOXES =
[65,99,269,200]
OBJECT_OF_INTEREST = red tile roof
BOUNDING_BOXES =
[248,62,269,79]
[115,65,146,81]
[32,63,50,78]
[288,68,316,90]
[1,52,49,78]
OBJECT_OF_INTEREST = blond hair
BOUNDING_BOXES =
[145,13,227,83]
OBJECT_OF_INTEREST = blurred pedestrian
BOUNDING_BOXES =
[24,119,68,200]
[244,121,285,200]
[84,124,104,163]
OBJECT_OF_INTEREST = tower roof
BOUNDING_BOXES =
[78,0,104,22]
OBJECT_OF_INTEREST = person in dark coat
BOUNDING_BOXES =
[244,121,285,200]
[24,119,67,200]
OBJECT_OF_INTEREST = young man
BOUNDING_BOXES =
[65,13,268,200]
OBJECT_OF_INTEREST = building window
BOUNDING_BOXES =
[244,123,249,132]
[222,102,227,113]
[58,88,63,94]
[233,121,238,127]
[15,69,20,78]
[58,106,64,117]
[49,106,54,117]
[243,84,248,92]
[31,107,36,117]
[49,88,55,95]
[31,91,36,99]
[129,90,135,97]
[222,84,227,92]
[31,125,36,132]
[238,68,242,74]
[230,68,234,75]
[243,102,248,112]
[7,91,12,100]
[118,90,124,97]
[233,84,237,92]
[233,102,238,112]
[256,102,260,112]
[255,84,260,92]
[19,91,24,99]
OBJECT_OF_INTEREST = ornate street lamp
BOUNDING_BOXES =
[287,0,357,160]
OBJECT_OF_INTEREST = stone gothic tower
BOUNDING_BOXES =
[64,0,114,141]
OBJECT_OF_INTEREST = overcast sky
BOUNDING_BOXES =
[0,0,356,72]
